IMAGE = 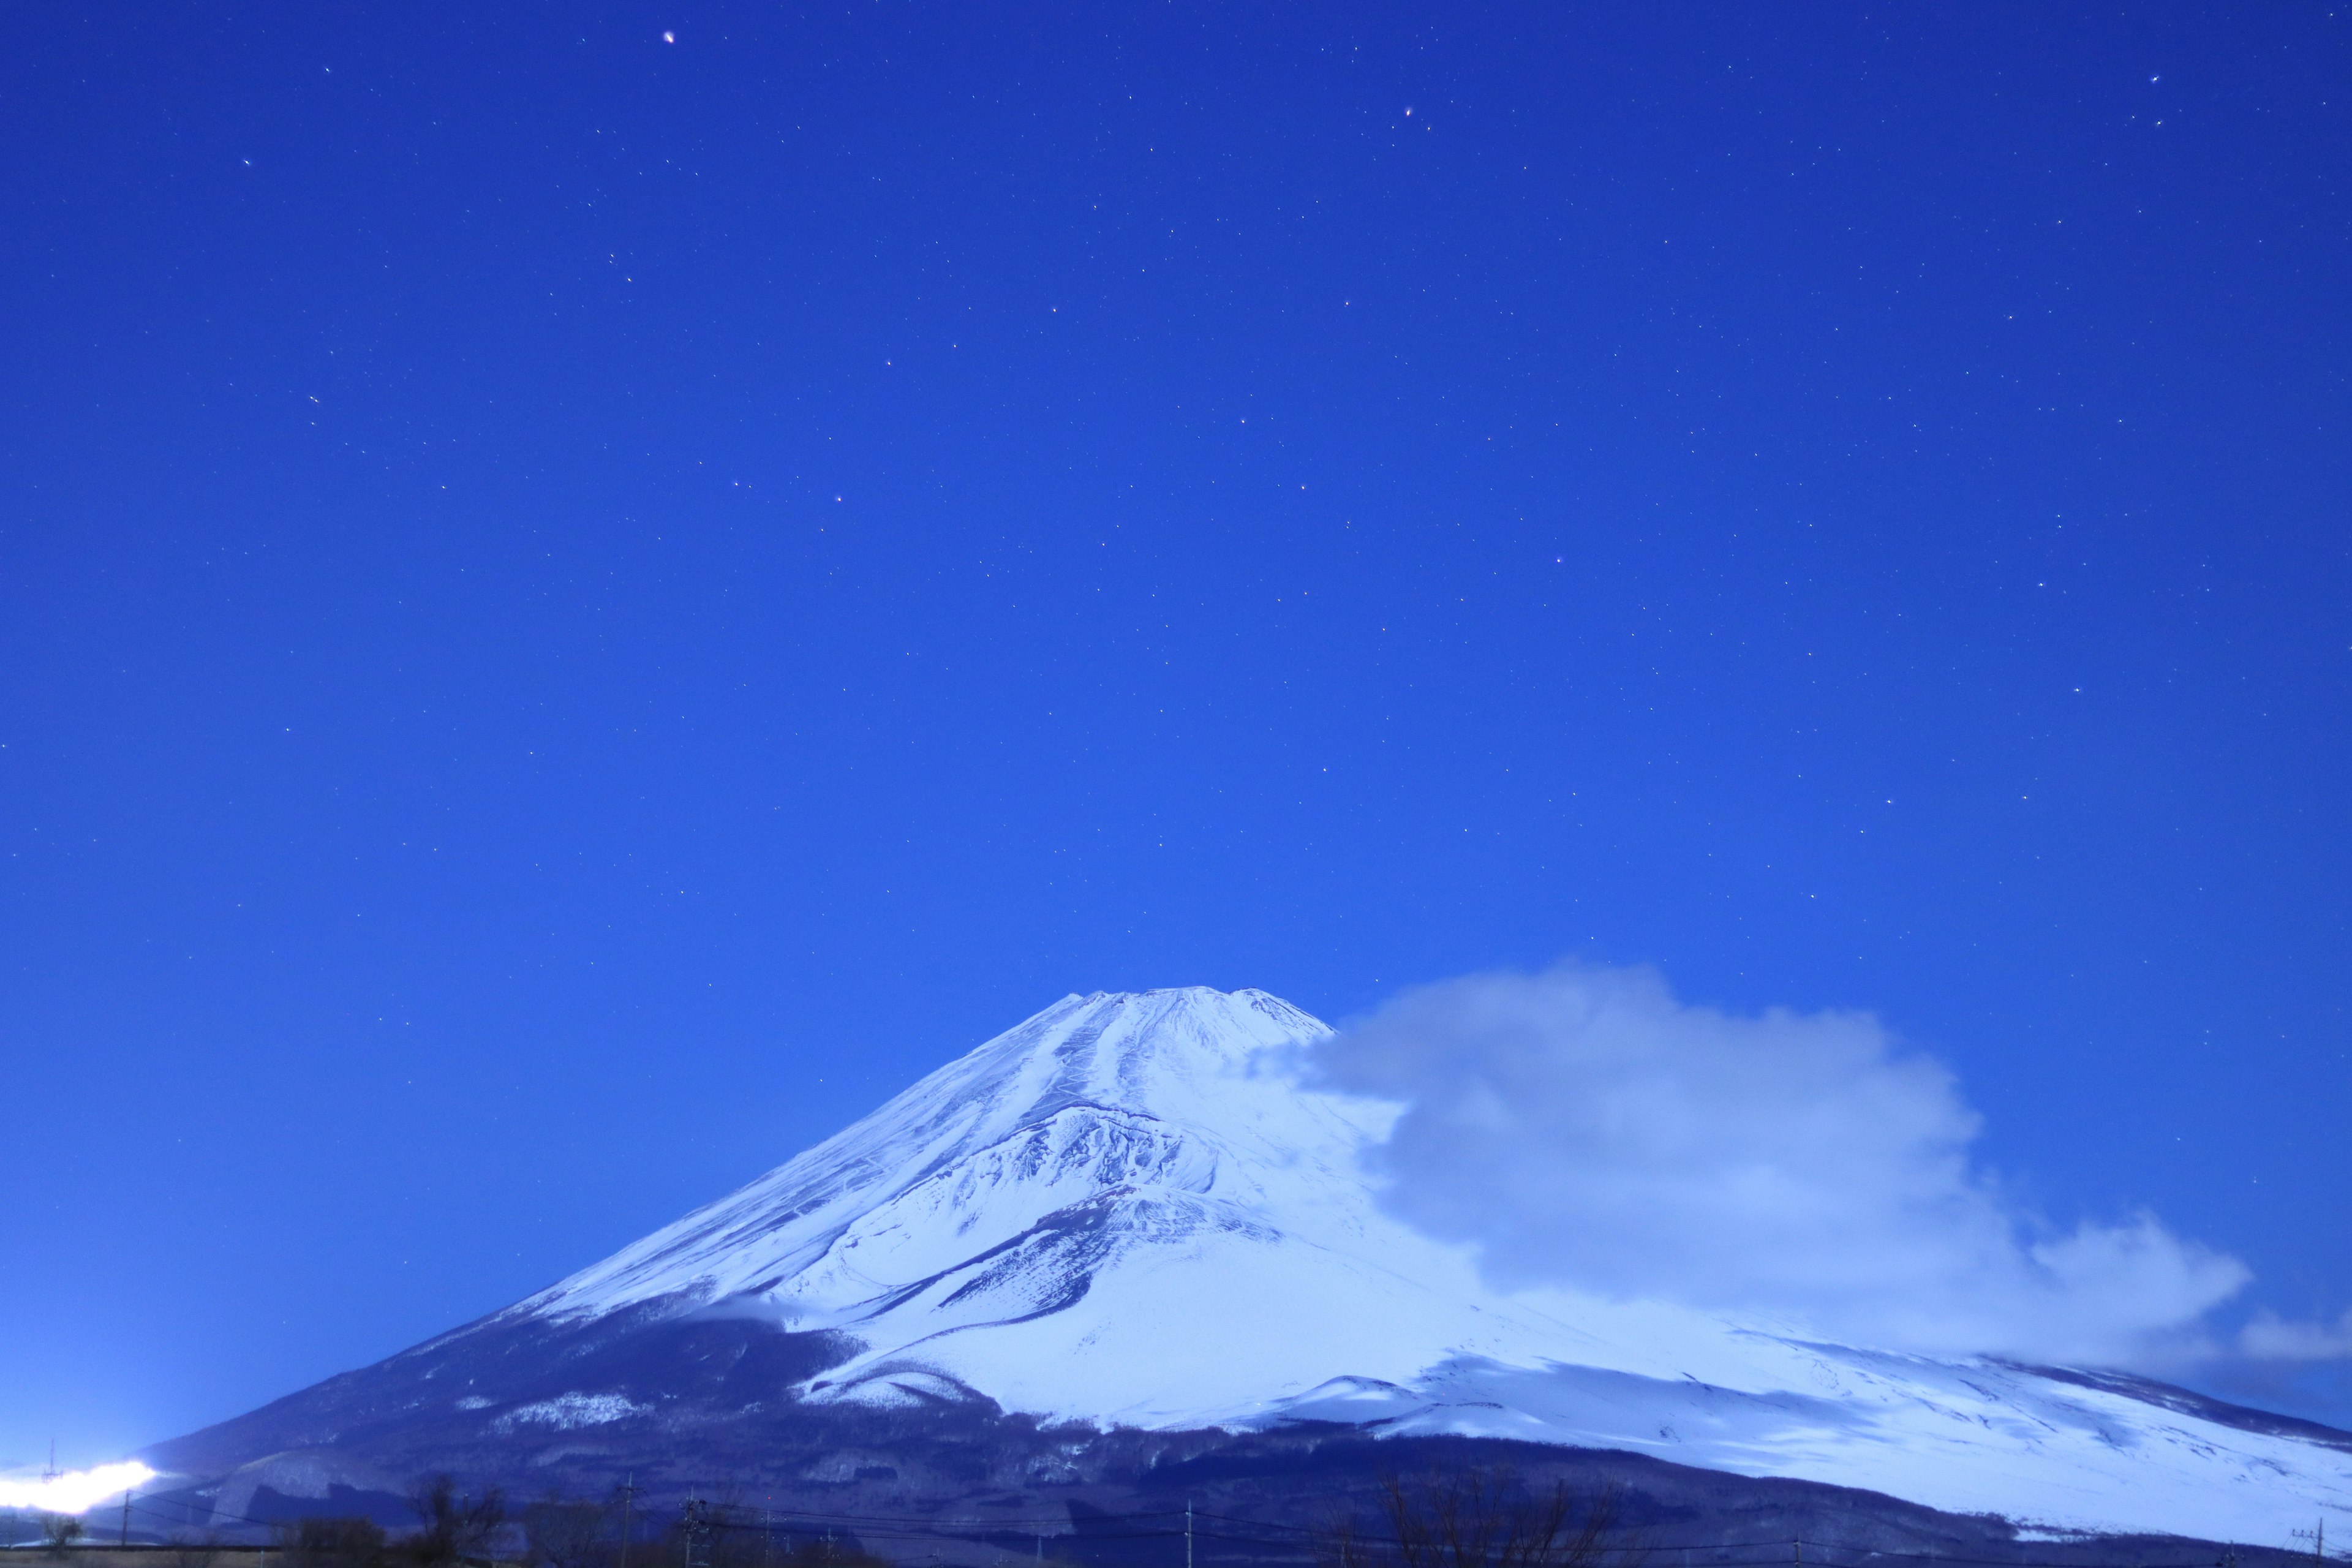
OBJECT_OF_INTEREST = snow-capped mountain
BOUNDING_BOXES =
[150,988,2352,1550]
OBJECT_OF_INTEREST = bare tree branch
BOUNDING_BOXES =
[1331,1468,1642,1568]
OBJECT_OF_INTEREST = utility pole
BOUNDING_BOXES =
[1186,1502,1193,1568]
[619,1474,638,1568]
[1793,1540,1802,1568]
[121,1489,133,1547]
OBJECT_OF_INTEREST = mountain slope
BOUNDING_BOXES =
[500,987,1572,1425]
[149,988,2352,1549]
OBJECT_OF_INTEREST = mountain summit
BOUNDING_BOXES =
[151,989,2351,1546]
[505,985,1525,1425]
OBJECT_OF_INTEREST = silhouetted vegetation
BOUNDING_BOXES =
[520,1496,612,1568]
[169,1530,225,1568]
[745,1534,891,1568]
[404,1475,508,1568]
[40,1513,87,1557]
[274,1515,390,1568]
[654,1498,886,1568]
[1320,1469,1645,1568]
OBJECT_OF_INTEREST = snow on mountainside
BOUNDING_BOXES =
[462,986,2352,1547]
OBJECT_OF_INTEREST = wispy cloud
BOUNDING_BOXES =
[2241,1308,2352,1362]
[1313,962,2264,1366]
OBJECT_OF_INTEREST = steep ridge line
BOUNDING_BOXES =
[137,988,2352,1548]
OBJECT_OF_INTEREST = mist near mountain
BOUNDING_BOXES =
[1314,963,2254,1364]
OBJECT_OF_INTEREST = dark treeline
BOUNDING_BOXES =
[143,1478,891,1568]
[0,1510,92,1556]
[516,1491,886,1568]
[125,1468,1634,1568]
[243,1477,510,1568]
[1317,1472,1644,1568]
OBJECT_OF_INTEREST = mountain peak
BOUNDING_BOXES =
[506,985,1341,1331]
[358,988,2352,1545]
[972,986,1335,1114]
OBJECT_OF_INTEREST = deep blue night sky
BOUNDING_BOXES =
[4,2,2348,1468]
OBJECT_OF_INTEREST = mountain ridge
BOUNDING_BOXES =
[143,987,2352,1551]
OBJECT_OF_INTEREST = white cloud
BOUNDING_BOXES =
[2241,1308,2352,1362]
[0,1460,154,1514]
[1312,962,2253,1366]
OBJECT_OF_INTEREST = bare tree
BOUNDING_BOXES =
[1316,1510,1381,1568]
[40,1512,87,1558]
[1320,1468,1642,1568]
[521,1495,612,1568]
[404,1476,507,1568]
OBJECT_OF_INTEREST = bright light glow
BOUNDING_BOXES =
[0,1461,158,1515]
